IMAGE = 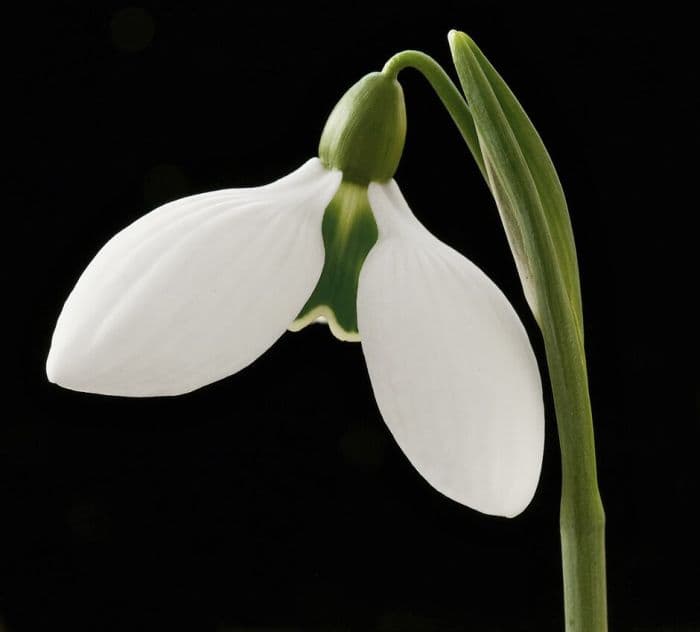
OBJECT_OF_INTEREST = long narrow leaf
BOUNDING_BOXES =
[449,31,607,632]
[449,31,582,333]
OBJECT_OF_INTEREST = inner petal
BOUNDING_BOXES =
[289,179,378,342]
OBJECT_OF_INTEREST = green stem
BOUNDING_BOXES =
[541,287,607,631]
[386,48,607,630]
[382,50,487,179]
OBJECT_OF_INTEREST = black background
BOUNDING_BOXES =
[4,3,698,631]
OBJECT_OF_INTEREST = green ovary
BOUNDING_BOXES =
[290,180,378,342]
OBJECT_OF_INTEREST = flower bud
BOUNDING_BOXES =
[319,72,406,184]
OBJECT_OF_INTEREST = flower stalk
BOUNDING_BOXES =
[382,50,486,179]
[385,33,607,631]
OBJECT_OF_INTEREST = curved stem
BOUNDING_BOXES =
[382,50,487,180]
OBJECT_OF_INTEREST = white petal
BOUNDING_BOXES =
[358,180,544,517]
[47,158,341,396]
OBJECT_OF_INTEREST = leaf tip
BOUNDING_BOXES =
[447,29,474,51]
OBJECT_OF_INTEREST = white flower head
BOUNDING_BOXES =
[47,71,544,518]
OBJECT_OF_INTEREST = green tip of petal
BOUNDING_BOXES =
[288,305,361,342]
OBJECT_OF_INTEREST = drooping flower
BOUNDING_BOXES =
[47,71,544,518]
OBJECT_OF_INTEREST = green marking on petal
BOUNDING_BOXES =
[288,305,361,342]
[290,180,378,341]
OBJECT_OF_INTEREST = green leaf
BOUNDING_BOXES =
[448,31,582,335]
[449,31,607,632]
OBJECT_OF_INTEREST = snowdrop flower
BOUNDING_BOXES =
[47,71,543,518]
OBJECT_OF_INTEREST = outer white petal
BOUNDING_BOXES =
[47,158,341,396]
[358,180,544,517]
